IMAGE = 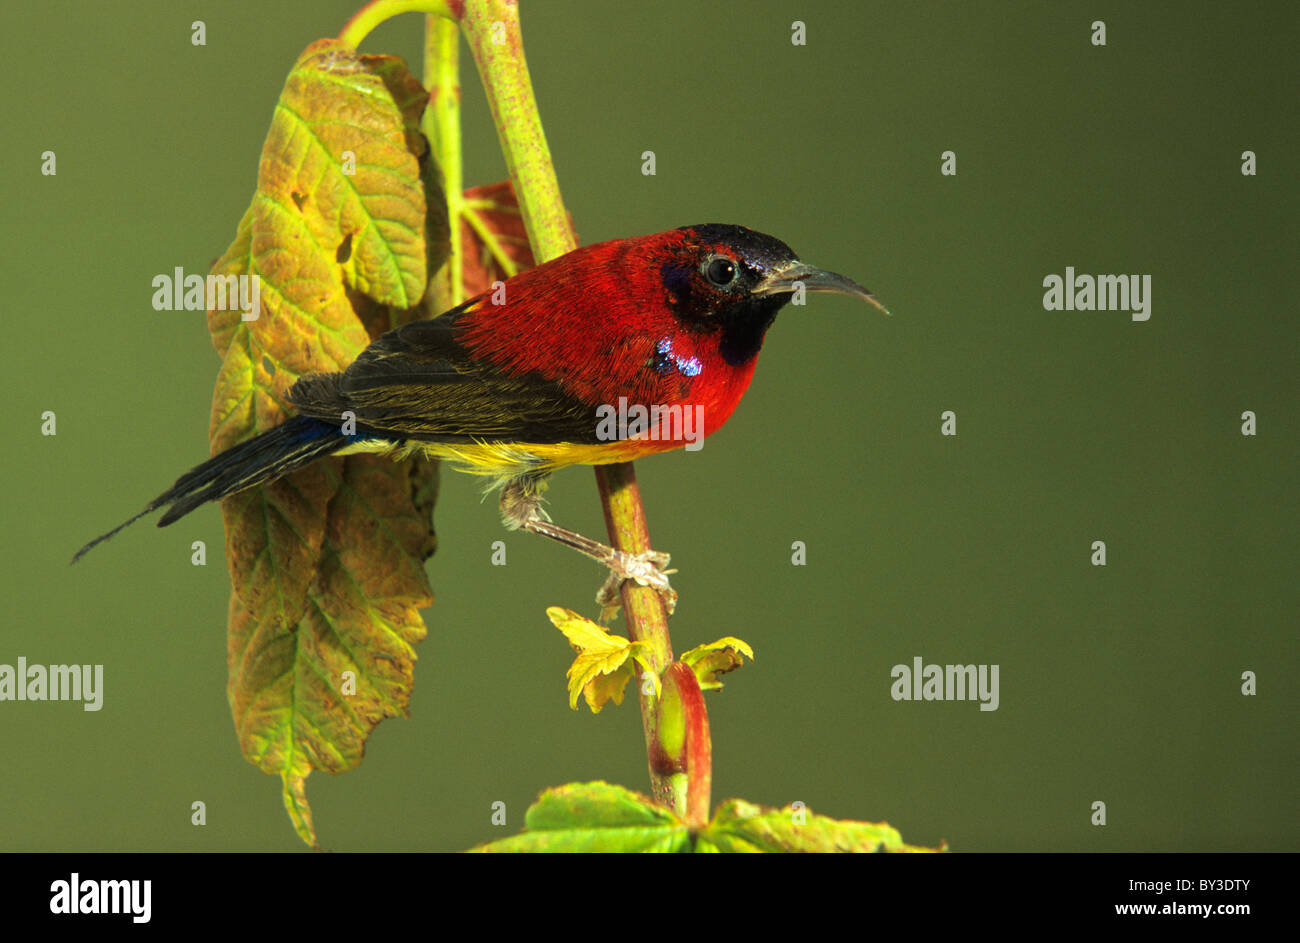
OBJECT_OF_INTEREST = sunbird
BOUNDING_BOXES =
[74,224,887,599]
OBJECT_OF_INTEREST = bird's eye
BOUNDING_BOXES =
[704,256,738,288]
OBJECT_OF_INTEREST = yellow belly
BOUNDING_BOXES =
[335,437,673,488]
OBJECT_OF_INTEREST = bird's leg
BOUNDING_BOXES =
[500,474,677,615]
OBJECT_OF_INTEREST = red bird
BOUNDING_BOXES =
[74,224,887,601]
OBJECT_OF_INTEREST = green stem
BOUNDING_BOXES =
[423,13,465,309]
[460,1,573,261]
[463,206,520,278]
[339,0,461,50]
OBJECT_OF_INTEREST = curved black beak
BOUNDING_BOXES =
[753,260,890,315]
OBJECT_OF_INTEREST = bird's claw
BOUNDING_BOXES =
[596,549,678,620]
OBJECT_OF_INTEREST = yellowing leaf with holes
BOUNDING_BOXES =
[680,637,754,691]
[207,39,445,848]
[547,607,659,712]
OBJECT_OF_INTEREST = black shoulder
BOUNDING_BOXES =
[290,299,601,444]
[340,300,480,393]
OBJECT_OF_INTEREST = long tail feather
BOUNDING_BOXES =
[72,416,347,563]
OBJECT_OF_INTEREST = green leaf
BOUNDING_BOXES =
[470,782,690,853]
[209,39,441,848]
[469,784,941,853]
[698,799,944,853]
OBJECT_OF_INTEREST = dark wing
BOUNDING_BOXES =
[288,302,602,444]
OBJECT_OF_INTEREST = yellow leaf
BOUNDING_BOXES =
[547,608,653,712]
[582,661,636,714]
[548,606,627,654]
[680,637,754,691]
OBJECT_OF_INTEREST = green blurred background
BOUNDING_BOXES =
[3,1,1295,852]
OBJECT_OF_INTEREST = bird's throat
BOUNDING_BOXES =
[717,295,787,367]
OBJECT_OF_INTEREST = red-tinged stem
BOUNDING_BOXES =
[650,662,712,827]
[595,462,679,806]
[594,464,672,665]
[680,666,712,827]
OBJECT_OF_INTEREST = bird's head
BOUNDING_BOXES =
[653,223,888,366]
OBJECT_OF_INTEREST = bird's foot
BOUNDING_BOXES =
[596,550,677,621]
